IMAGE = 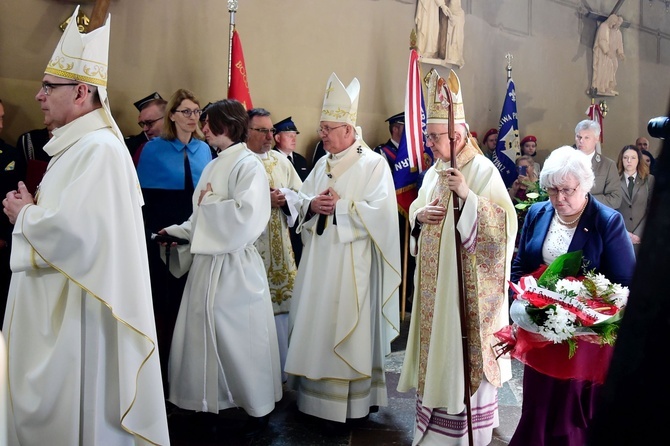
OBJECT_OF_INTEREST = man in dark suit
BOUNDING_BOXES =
[0,98,22,317]
[273,116,310,181]
[273,116,307,265]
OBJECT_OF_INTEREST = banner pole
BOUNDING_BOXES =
[227,1,238,91]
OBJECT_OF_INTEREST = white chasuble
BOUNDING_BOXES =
[285,144,401,422]
[4,109,169,446]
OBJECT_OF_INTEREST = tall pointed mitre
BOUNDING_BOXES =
[424,68,466,125]
[45,6,123,141]
[320,72,360,126]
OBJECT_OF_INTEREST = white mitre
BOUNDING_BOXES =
[320,72,360,126]
[424,68,466,126]
[45,6,123,141]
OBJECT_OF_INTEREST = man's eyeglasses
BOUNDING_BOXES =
[173,109,203,118]
[41,81,80,96]
[316,125,347,135]
[138,117,163,129]
[250,127,277,136]
[423,131,449,143]
[546,187,578,197]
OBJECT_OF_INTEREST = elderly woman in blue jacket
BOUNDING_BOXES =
[509,145,635,446]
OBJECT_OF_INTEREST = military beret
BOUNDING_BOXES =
[521,135,537,146]
[483,128,498,142]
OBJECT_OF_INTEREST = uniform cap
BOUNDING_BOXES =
[134,92,163,111]
[274,116,300,134]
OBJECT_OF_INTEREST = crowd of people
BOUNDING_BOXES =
[0,9,658,446]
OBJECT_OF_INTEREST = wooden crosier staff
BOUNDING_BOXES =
[87,0,111,31]
[443,80,474,446]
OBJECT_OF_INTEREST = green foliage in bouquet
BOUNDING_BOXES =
[537,250,584,289]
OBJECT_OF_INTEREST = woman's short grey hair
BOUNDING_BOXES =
[540,146,595,193]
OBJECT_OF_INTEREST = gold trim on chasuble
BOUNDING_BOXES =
[16,211,160,444]
[417,144,506,396]
[261,156,296,309]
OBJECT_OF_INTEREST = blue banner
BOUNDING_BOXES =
[492,78,521,187]
[394,92,433,216]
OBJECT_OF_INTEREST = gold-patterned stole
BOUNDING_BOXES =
[261,155,295,306]
[417,145,478,395]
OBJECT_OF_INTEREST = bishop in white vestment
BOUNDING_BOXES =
[285,73,401,424]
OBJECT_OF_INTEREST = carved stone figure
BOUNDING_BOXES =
[592,14,624,96]
[415,0,465,68]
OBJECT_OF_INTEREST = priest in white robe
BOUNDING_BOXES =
[398,69,517,446]
[1,8,169,445]
[247,108,302,383]
[285,73,401,425]
[163,99,282,432]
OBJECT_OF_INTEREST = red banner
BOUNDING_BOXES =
[228,29,253,110]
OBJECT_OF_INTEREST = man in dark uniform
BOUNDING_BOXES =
[273,116,310,181]
[124,92,165,159]
[272,116,307,265]
[374,111,404,171]
[374,112,416,314]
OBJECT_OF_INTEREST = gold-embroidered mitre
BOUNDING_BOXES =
[424,69,465,125]
[320,72,360,126]
[45,5,110,87]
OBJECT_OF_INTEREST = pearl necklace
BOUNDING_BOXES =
[554,198,588,226]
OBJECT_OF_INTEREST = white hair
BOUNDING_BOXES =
[540,146,595,193]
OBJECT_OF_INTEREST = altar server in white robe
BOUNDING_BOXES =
[161,99,282,430]
[285,72,402,425]
[247,107,302,383]
[1,7,169,445]
[398,69,517,446]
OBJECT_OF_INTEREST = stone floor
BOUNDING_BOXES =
[168,314,523,445]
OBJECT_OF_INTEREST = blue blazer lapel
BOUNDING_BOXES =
[569,195,596,252]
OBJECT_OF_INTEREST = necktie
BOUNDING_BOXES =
[184,148,194,195]
[627,176,634,198]
[288,154,294,165]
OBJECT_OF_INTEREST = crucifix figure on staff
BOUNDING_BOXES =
[397,68,517,446]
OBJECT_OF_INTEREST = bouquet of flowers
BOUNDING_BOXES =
[497,250,629,357]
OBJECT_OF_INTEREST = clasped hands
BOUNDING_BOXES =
[417,198,447,225]
[416,168,469,225]
[3,181,35,225]
[311,187,339,215]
